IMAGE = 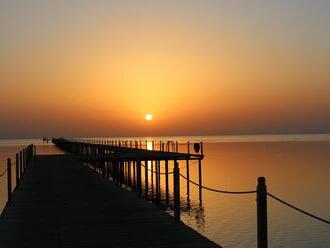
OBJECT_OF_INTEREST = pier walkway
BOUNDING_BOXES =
[0,154,219,248]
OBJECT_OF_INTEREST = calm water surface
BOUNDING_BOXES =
[0,135,329,247]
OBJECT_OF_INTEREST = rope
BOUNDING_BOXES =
[0,169,7,178]
[0,159,16,178]
[267,192,330,225]
[0,158,7,163]
[140,160,199,175]
[179,173,256,194]
[140,162,174,175]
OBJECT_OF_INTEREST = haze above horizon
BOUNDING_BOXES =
[1,1,329,139]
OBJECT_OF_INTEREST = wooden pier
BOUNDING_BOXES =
[0,139,220,247]
[53,138,205,215]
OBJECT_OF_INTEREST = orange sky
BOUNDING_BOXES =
[1,1,330,138]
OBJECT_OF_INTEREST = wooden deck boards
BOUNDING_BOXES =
[0,155,220,248]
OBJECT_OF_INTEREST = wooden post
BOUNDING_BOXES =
[173,160,180,220]
[198,159,202,201]
[257,177,268,248]
[109,161,113,179]
[15,154,19,186]
[19,151,23,179]
[165,160,169,200]
[103,161,106,178]
[120,161,124,185]
[136,160,142,195]
[151,161,154,196]
[127,161,131,186]
[155,161,159,203]
[200,141,204,156]
[124,161,127,183]
[186,159,190,201]
[23,149,26,172]
[132,161,136,189]
[145,160,148,198]
[7,158,12,203]
[105,161,108,179]
[112,160,117,183]
[158,161,161,200]
[187,141,190,154]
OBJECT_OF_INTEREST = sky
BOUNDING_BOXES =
[1,0,330,139]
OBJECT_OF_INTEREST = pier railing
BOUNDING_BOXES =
[53,138,204,220]
[67,138,204,155]
[53,138,330,248]
[180,174,330,248]
[0,145,35,208]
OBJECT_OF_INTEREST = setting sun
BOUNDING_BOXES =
[145,113,153,121]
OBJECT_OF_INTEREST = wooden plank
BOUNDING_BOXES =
[0,155,220,248]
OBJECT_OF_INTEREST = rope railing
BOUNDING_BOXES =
[179,173,257,194]
[140,160,199,175]
[0,168,7,178]
[141,163,173,175]
[0,160,16,178]
[179,172,330,224]
[0,144,35,207]
[0,158,7,163]
[140,162,176,175]
[267,192,330,225]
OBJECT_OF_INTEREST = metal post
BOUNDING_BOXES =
[257,177,268,248]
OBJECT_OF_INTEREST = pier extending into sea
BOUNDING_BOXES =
[0,139,219,247]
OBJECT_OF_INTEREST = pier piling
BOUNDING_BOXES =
[257,177,268,248]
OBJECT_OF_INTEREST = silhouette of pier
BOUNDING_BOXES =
[0,139,219,247]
